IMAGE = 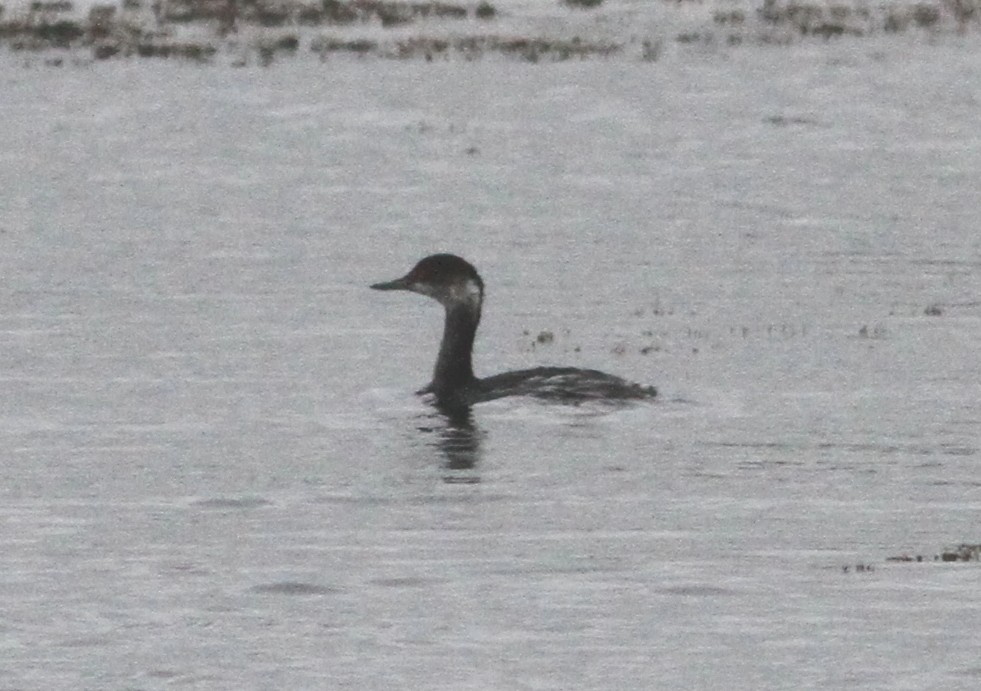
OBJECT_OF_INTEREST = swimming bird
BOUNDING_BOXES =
[371,254,657,409]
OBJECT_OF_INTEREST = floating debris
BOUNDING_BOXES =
[886,543,981,564]
[939,543,981,562]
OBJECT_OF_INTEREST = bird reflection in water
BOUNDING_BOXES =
[417,402,483,480]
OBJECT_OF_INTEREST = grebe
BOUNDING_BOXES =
[371,254,657,408]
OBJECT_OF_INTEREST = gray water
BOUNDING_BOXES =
[1,40,980,689]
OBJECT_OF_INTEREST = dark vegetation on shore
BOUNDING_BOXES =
[0,0,621,62]
[0,0,976,64]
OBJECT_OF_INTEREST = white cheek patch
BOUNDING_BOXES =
[418,278,482,308]
[446,278,482,309]
[460,278,482,308]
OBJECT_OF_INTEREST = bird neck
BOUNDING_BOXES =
[431,301,480,397]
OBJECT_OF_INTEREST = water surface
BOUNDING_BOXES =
[1,42,980,689]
